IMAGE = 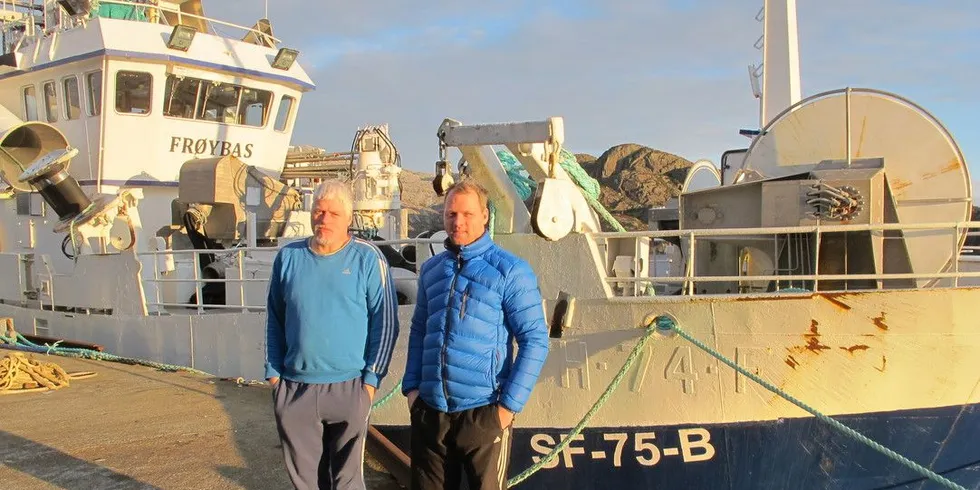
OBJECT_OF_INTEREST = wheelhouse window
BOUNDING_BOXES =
[163,75,199,119]
[241,87,270,127]
[115,71,152,114]
[162,73,272,127]
[274,95,294,132]
[86,71,102,116]
[42,81,58,122]
[22,86,37,121]
[63,76,81,120]
[199,82,239,123]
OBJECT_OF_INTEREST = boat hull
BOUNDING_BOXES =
[377,401,980,489]
[3,281,980,489]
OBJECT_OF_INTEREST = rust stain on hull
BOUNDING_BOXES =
[819,293,853,311]
[923,159,961,180]
[785,355,799,369]
[799,320,831,353]
[874,355,887,373]
[733,295,806,303]
[805,338,832,353]
[872,312,889,331]
[942,158,961,174]
[890,179,912,193]
[841,345,870,354]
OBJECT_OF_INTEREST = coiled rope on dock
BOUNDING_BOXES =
[0,351,97,395]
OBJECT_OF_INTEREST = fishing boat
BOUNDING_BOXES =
[1,1,978,489]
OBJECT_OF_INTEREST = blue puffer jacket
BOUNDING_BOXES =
[402,232,550,413]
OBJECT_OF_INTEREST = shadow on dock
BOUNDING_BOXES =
[0,352,401,489]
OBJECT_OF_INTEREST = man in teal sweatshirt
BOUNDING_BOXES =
[265,179,399,490]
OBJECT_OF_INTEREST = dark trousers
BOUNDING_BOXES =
[273,377,372,490]
[410,399,514,490]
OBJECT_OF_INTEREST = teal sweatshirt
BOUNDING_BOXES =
[264,237,399,387]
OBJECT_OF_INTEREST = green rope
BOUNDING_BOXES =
[488,201,497,240]
[372,381,402,410]
[496,151,536,202]
[494,149,626,233]
[652,315,967,490]
[489,150,650,297]
[554,152,625,233]
[506,319,659,487]
[581,192,626,233]
[2,333,213,377]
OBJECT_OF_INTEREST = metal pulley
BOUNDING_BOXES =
[432,160,454,196]
[530,178,574,241]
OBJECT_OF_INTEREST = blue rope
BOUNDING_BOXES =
[653,315,966,490]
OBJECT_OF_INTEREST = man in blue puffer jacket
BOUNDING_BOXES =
[402,180,550,490]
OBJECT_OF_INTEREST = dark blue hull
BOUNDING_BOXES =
[376,402,980,489]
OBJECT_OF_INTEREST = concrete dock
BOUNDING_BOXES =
[0,351,402,489]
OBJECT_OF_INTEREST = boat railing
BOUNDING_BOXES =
[135,222,980,313]
[0,1,35,51]
[595,220,980,296]
[4,0,282,46]
[139,246,267,314]
[96,0,281,45]
[963,231,980,256]
[137,237,443,314]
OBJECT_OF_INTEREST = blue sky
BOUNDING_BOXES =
[208,0,980,197]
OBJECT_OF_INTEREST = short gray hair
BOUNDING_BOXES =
[312,179,353,216]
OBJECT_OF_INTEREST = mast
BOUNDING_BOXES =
[749,0,802,129]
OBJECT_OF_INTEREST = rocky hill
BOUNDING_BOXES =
[397,170,445,236]
[577,144,693,230]
[398,143,693,236]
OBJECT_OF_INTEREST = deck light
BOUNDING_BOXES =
[167,25,197,52]
[271,48,299,70]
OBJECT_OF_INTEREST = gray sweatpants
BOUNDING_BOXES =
[272,377,371,490]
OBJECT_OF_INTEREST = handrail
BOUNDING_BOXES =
[602,220,980,295]
[92,0,283,45]
[595,221,980,240]
[137,238,441,312]
[608,271,980,284]
[135,220,979,313]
